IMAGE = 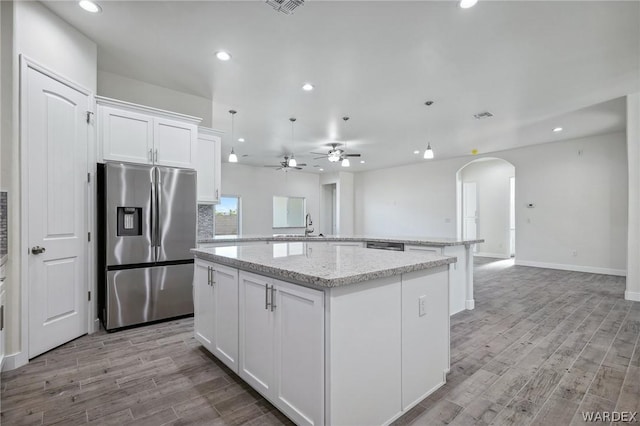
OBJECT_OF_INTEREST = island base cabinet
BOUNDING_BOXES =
[193,260,214,352]
[193,260,239,373]
[326,276,402,426]
[401,268,449,409]
[239,271,324,426]
[211,264,239,371]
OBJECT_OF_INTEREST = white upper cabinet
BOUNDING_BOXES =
[97,97,201,169]
[197,127,223,204]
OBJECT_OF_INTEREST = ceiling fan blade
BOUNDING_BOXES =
[312,156,327,160]
[310,152,327,156]
[297,163,307,166]
[264,165,281,168]
[293,167,303,170]
[345,153,361,157]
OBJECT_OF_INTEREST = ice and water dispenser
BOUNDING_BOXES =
[116,207,142,236]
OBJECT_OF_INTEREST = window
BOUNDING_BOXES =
[215,196,240,237]
[273,196,306,228]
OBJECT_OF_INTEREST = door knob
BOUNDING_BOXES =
[31,246,46,255]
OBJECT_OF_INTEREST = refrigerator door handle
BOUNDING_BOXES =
[150,177,157,249]
[156,169,162,250]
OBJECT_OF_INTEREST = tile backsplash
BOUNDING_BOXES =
[0,191,7,258]
[197,204,214,240]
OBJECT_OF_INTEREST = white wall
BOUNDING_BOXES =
[97,70,213,127]
[460,159,515,258]
[2,0,97,363]
[355,131,628,275]
[221,163,320,235]
[626,93,640,301]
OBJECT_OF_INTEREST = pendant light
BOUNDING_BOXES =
[341,116,350,167]
[423,143,434,159]
[423,101,435,160]
[288,117,297,167]
[228,110,238,163]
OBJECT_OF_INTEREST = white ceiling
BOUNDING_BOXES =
[44,0,639,172]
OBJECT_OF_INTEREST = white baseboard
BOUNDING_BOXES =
[465,299,475,310]
[474,252,511,259]
[625,291,640,302]
[3,351,29,372]
[514,260,626,277]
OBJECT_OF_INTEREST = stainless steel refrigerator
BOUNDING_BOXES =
[97,162,196,331]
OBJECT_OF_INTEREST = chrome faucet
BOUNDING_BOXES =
[305,213,314,236]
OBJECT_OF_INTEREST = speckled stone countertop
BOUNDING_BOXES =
[191,242,456,288]
[197,234,483,247]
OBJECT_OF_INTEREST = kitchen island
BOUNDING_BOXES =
[198,235,482,315]
[191,242,456,426]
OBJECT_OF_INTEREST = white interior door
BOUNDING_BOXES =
[462,182,478,252]
[26,65,89,358]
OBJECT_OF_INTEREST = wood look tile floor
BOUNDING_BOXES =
[2,258,638,425]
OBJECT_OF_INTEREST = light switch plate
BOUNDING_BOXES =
[418,295,427,317]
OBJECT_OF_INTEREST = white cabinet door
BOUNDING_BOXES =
[273,280,324,426]
[99,105,153,164]
[196,129,222,203]
[154,117,197,169]
[212,264,239,372]
[194,260,214,352]
[239,271,274,395]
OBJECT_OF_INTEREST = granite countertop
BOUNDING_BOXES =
[191,242,456,288]
[197,234,484,247]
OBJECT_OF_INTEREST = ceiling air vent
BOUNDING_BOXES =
[265,0,304,15]
[473,111,494,120]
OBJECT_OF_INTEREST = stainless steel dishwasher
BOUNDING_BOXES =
[365,241,405,251]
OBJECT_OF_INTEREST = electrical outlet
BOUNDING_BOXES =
[572,250,577,257]
[418,295,427,317]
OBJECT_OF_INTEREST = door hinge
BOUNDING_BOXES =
[86,111,94,124]
[88,232,91,242]
[88,291,91,302]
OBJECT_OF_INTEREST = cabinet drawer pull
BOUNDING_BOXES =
[270,286,277,312]
[265,283,270,310]
[208,266,212,286]
[154,149,158,163]
[148,149,153,162]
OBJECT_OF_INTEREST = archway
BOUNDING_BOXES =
[456,158,516,259]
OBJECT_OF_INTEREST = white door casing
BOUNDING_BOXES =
[463,182,478,252]
[24,63,89,358]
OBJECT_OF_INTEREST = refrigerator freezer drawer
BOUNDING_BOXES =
[105,263,193,330]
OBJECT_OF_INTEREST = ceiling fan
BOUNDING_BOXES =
[311,117,361,166]
[264,156,307,171]
[311,143,361,163]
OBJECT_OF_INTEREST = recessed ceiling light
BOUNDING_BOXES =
[459,0,478,9]
[553,127,563,133]
[238,138,245,142]
[302,83,314,91]
[319,168,324,171]
[413,150,420,155]
[215,51,232,61]
[360,160,365,164]
[78,0,102,13]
